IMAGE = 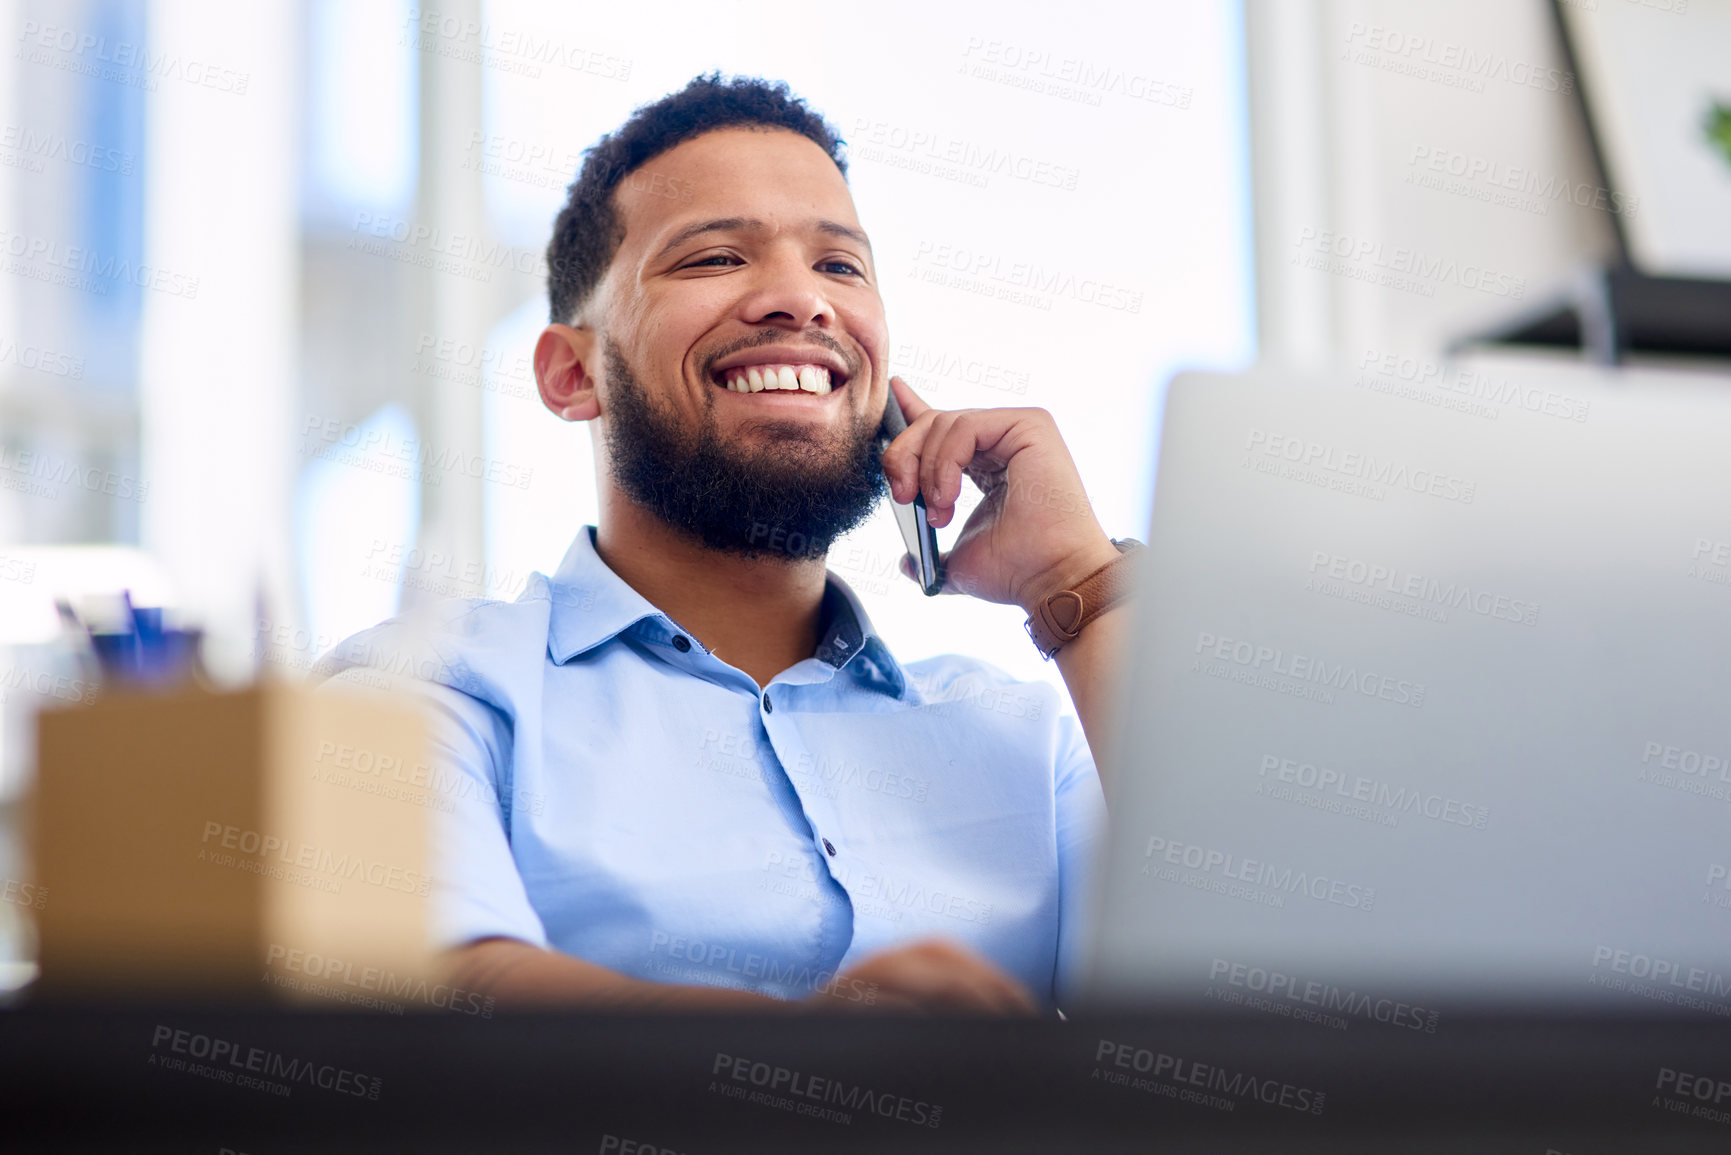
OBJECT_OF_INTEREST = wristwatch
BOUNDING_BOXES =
[1024,538,1145,660]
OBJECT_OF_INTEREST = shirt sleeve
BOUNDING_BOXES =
[320,668,550,952]
[1052,711,1108,1010]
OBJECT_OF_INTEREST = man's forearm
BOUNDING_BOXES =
[447,937,796,1012]
[1020,533,1134,805]
[1052,602,1130,804]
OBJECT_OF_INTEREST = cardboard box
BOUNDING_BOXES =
[33,682,433,1003]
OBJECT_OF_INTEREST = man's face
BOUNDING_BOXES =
[586,127,890,557]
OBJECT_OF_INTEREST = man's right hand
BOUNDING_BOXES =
[810,938,1039,1016]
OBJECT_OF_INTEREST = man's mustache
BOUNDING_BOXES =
[702,329,863,383]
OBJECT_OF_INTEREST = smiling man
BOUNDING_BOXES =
[317,75,1136,1015]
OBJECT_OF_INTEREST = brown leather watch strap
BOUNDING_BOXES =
[1024,538,1144,659]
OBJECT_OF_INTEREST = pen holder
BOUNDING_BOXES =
[32,682,434,1003]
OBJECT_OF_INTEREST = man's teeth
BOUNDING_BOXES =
[724,364,833,394]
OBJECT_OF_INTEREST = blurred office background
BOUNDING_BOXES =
[0,0,1255,792]
[1,0,1727,805]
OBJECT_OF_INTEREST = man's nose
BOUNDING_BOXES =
[736,253,837,329]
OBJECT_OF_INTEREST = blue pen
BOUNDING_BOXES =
[120,589,143,674]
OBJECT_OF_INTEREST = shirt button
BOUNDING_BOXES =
[823,838,836,856]
[762,692,773,713]
[671,635,691,652]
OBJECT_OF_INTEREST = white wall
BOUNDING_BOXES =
[1248,0,1620,368]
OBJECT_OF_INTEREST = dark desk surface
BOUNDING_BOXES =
[4,1003,1729,1153]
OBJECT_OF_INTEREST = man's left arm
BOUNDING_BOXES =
[881,377,1131,802]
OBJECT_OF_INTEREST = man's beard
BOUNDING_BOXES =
[600,338,886,560]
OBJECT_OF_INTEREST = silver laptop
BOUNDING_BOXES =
[1083,361,1731,1018]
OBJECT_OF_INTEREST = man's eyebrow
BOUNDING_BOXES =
[816,219,873,252]
[651,217,759,264]
[650,216,874,263]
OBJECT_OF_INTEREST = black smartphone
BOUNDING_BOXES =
[879,393,944,596]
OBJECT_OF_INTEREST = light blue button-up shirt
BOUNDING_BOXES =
[314,526,1106,1009]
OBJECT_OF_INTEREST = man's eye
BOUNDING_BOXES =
[681,254,739,269]
[820,260,864,277]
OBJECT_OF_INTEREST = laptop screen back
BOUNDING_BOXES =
[1085,363,1731,1018]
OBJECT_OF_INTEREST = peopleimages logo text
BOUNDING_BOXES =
[1246,428,1476,504]
[200,822,431,896]
[1094,1039,1326,1114]
[149,1025,380,1099]
[1258,754,1491,830]
[1207,958,1439,1032]
[1357,349,1590,422]
[1308,551,1539,627]
[1294,227,1526,299]
[1591,945,1731,999]
[712,1052,942,1128]
[1144,835,1376,910]
[1195,630,1427,708]
[910,240,1143,313]
[1342,22,1573,95]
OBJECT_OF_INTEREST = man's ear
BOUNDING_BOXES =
[535,323,600,421]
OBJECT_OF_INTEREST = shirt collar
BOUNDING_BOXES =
[544,526,910,700]
[813,565,909,699]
